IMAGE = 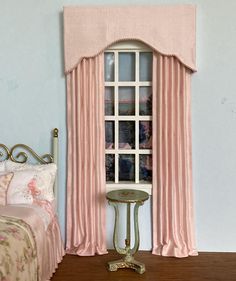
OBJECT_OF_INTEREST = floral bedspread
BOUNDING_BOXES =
[0,215,38,281]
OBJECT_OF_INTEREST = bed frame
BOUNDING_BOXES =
[0,128,59,209]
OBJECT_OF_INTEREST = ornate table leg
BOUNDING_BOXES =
[107,201,145,274]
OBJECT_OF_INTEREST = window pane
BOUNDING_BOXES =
[119,87,135,115]
[119,121,135,149]
[139,87,152,116]
[119,154,135,181]
[139,52,152,81]
[139,121,152,149]
[105,52,115,81]
[106,154,115,182]
[105,87,114,115]
[140,155,152,182]
[105,121,114,149]
[119,53,135,81]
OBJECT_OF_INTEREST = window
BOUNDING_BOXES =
[104,41,153,194]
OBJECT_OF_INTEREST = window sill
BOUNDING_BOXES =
[106,182,152,195]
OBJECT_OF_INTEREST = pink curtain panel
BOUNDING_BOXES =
[66,54,107,256]
[152,53,198,257]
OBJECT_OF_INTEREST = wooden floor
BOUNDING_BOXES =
[51,251,236,281]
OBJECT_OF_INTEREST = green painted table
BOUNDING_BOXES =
[106,189,149,274]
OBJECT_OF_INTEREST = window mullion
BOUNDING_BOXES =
[114,51,119,183]
[135,51,139,184]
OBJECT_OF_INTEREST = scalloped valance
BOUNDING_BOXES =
[63,5,196,73]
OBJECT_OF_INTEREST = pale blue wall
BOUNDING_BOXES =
[1,0,236,252]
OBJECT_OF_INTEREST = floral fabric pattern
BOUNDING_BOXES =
[0,215,38,281]
[27,178,55,219]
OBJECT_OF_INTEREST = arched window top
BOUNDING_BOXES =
[107,40,152,51]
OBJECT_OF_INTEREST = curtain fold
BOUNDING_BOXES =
[66,53,107,256]
[152,52,198,258]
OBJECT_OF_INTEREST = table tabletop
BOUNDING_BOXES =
[106,189,149,203]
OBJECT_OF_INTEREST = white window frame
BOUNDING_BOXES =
[105,41,152,195]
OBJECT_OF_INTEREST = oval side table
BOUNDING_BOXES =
[106,189,149,274]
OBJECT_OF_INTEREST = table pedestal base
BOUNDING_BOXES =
[108,257,145,274]
[106,190,149,275]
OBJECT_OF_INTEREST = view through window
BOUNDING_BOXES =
[104,42,153,192]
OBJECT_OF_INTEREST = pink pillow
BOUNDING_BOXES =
[6,169,55,205]
[0,172,14,205]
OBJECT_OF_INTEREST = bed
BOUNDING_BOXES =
[0,128,65,281]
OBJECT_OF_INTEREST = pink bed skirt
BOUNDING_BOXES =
[42,217,65,281]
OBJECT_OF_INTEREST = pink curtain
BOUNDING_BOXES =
[66,53,107,256]
[152,52,198,257]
